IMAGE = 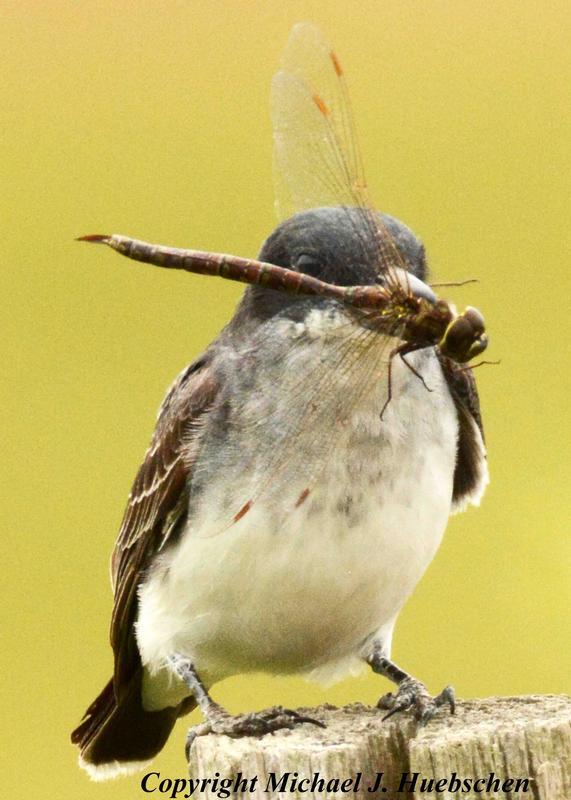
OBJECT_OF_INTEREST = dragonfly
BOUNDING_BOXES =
[79,23,488,526]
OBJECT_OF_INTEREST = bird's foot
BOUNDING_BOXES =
[185,705,325,758]
[377,678,455,725]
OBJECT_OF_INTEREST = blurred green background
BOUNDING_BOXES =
[2,1,570,796]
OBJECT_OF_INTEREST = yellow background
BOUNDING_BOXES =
[3,1,570,796]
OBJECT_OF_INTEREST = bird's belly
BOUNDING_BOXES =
[137,359,457,687]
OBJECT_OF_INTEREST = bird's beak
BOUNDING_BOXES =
[387,267,437,304]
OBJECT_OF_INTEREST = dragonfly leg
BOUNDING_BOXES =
[399,344,433,393]
[379,347,396,420]
[380,343,431,420]
[454,359,501,372]
[168,654,324,759]
[366,647,455,726]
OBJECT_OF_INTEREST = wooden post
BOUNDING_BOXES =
[187,695,571,799]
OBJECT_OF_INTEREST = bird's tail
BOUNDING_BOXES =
[71,669,195,781]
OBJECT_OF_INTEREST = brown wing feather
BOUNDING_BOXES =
[438,354,488,511]
[109,355,218,694]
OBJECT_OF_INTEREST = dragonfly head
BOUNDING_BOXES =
[439,306,488,363]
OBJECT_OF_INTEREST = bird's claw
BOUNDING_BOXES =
[377,678,455,725]
[185,705,325,758]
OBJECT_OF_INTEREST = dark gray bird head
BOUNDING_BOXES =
[236,206,428,323]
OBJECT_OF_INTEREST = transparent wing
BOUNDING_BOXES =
[194,26,422,535]
[240,313,399,514]
[272,22,368,217]
[195,309,405,537]
[272,22,410,283]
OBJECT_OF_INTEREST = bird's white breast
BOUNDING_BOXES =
[136,313,459,710]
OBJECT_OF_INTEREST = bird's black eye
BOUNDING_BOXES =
[293,253,323,278]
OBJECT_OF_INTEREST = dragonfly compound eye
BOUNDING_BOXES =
[463,306,485,337]
[440,306,488,363]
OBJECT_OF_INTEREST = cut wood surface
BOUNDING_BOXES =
[187,695,571,799]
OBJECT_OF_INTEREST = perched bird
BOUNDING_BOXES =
[72,25,488,781]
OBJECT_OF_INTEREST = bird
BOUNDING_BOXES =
[71,24,488,781]
[71,207,488,780]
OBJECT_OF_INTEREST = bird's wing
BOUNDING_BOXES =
[438,354,489,512]
[109,354,218,693]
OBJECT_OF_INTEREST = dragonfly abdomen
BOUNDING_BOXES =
[79,234,389,308]
[77,234,487,364]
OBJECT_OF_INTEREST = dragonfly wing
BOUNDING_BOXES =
[195,312,404,535]
[272,23,412,289]
[203,25,429,532]
[272,22,368,220]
